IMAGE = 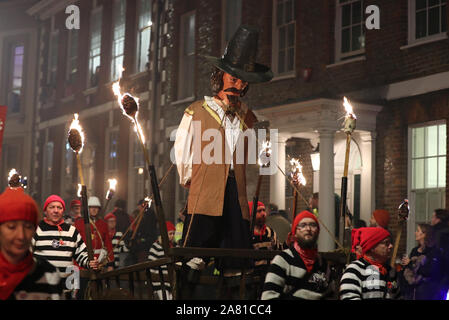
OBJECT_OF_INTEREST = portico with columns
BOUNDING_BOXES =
[255,98,382,251]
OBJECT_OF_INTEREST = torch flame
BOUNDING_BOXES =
[69,113,85,153]
[144,196,153,210]
[108,178,118,191]
[77,184,82,197]
[258,140,272,167]
[106,178,118,199]
[112,81,146,144]
[8,168,18,181]
[343,96,357,119]
[290,158,306,186]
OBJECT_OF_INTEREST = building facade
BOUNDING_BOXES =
[6,0,447,254]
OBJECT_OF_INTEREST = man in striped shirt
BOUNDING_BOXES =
[148,221,176,300]
[32,195,99,295]
[339,227,400,300]
[261,211,331,300]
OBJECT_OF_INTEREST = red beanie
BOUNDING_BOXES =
[166,221,175,232]
[248,201,265,216]
[372,209,390,228]
[104,212,116,221]
[358,227,391,254]
[291,210,320,235]
[43,195,66,212]
[0,187,40,226]
[70,199,81,208]
[351,228,362,253]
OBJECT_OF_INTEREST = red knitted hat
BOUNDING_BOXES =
[0,187,40,226]
[358,227,391,254]
[70,199,81,208]
[248,201,265,216]
[43,195,66,212]
[372,209,390,228]
[291,210,320,235]
[166,221,175,232]
[104,212,116,221]
[351,228,362,253]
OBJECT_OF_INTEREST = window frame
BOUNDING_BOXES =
[88,6,103,88]
[110,0,127,81]
[8,43,25,114]
[272,0,297,77]
[66,28,79,84]
[48,18,59,87]
[408,0,448,45]
[105,126,120,173]
[136,0,152,74]
[407,120,447,252]
[177,10,196,101]
[221,0,242,52]
[334,0,366,62]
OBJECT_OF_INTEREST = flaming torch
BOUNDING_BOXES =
[112,81,172,255]
[290,158,307,221]
[101,178,117,217]
[68,113,94,261]
[339,97,357,247]
[250,140,272,236]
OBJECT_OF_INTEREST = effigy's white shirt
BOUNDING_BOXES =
[174,96,242,186]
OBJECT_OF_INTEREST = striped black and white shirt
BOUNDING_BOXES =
[261,247,330,300]
[111,231,128,268]
[8,256,63,300]
[32,221,89,277]
[339,258,400,300]
[148,240,172,300]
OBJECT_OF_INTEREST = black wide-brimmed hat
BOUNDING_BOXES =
[204,25,273,83]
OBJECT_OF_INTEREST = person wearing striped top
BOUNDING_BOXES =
[32,195,100,281]
[262,211,331,300]
[105,212,129,268]
[147,221,175,300]
[340,227,400,300]
[0,187,63,300]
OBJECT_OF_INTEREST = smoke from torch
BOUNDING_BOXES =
[8,169,21,188]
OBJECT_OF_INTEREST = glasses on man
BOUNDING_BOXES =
[257,208,266,213]
[296,222,318,230]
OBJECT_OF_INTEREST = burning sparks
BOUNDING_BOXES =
[112,81,146,144]
[68,113,85,153]
[290,158,306,186]
[106,178,118,199]
[258,140,272,167]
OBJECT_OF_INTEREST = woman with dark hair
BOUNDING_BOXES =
[400,223,444,300]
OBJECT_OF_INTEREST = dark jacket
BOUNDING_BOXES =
[401,245,444,300]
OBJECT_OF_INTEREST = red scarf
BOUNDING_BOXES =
[0,251,34,300]
[363,254,387,275]
[253,225,267,241]
[294,241,318,273]
[44,218,65,245]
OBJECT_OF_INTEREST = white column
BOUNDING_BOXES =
[317,129,336,252]
[360,132,376,224]
[270,134,287,211]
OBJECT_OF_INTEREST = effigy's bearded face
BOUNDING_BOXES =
[217,72,248,106]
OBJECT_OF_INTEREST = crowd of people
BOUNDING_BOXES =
[1,182,449,300]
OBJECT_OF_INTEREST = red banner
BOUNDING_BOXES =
[0,106,7,160]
